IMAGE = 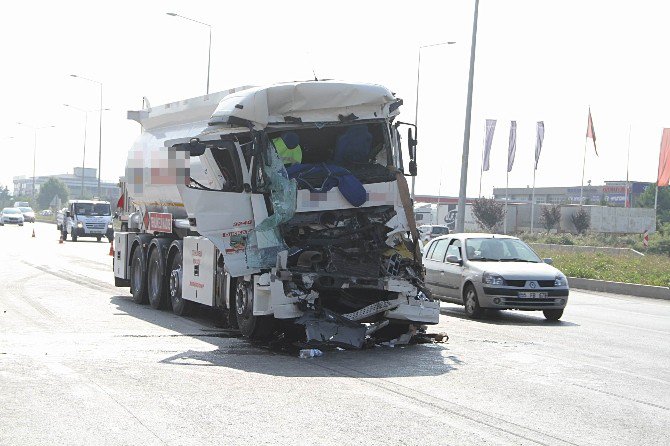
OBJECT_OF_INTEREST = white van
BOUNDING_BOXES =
[62,200,114,242]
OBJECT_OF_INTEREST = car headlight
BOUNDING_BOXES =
[77,222,83,228]
[482,272,504,286]
[554,275,567,287]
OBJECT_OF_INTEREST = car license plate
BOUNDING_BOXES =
[518,292,548,299]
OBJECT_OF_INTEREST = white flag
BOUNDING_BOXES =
[482,119,497,172]
[507,121,517,172]
[534,121,545,170]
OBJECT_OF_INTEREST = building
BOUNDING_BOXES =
[492,181,653,207]
[13,167,120,202]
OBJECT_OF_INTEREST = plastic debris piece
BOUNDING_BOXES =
[299,349,323,358]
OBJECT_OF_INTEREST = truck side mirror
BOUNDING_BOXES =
[188,138,206,157]
[66,211,71,218]
[407,128,417,176]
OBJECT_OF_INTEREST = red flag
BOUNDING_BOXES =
[116,194,124,209]
[586,108,598,156]
[657,128,670,187]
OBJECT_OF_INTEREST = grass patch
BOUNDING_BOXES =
[535,248,670,287]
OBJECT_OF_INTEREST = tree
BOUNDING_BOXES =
[540,205,561,233]
[0,185,12,208]
[37,177,68,210]
[471,198,505,232]
[571,208,590,234]
[637,185,670,225]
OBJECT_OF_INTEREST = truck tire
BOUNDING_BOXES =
[235,279,274,340]
[71,232,78,242]
[130,246,148,304]
[463,284,484,319]
[169,250,189,316]
[147,247,167,310]
[96,236,102,242]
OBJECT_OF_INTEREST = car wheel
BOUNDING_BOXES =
[463,284,484,319]
[130,246,148,304]
[543,309,563,321]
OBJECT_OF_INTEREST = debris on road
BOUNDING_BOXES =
[299,348,323,358]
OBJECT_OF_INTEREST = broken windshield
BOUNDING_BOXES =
[268,121,396,186]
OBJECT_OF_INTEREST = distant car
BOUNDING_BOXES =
[13,201,29,208]
[40,209,53,216]
[0,208,25,226]
[18,207,35,223]
[418,224,450,243]
[423,233,569,321]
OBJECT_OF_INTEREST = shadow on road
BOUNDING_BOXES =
[110,295,460,378]
[441,305,579,327]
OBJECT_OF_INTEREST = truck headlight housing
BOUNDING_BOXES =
[482,272,504,286]
[554,275,567,287]
[107,223,113,228]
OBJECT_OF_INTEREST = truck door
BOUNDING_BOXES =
[176,140,260,277]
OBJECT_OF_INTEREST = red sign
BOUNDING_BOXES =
[148,212,172,233]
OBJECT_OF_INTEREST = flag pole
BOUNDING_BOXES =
[479,138,484,197]
[504,169,509,234]
[625,124,631,208]
[530,165,536,233]
[579,136,587,205]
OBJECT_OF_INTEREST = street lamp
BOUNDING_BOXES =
[413,41,456,200]
[456,0,480,233]
[64,104,110,198]
[167,12,212,95]
[17,122,55,200]
[70,74,103,197]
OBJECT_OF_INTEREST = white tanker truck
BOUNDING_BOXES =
[113,81,439,348]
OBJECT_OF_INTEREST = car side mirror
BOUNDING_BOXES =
[543,258,553,265]
[446,255,463,265]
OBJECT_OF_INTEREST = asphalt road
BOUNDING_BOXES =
[1,222,668,445]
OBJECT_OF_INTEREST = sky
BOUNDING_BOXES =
[1,0,668,198]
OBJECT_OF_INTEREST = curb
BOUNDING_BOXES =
[568,277,670,301]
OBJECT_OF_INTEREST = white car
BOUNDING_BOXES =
[418,224,450,243]
[423,233,569,321]
[18,206,35,223]
[0,208,25,226]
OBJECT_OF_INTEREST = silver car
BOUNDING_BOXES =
[423,233,568,321]
[0,208,25,226]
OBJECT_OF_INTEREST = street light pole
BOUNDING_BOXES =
[167,12,212,95]
[70,74,103,197]
[456,0,480,233]
[17,123,55,201]
[64,104,108,198]
[413,41,456,200]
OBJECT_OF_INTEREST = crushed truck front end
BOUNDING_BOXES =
[119,81,439,348]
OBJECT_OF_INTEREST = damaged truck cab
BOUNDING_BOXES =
[114,81,439,348]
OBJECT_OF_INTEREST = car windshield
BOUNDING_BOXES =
[465,238,541,262]
[74,203,111,216]
[3,208,21,214]
[19,207,32,212]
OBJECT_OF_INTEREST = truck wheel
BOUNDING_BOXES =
[96,236,102,242]
[169,251,189,316]
[71,232,78,242]
[130,246,148,304]
[543,309,564,321]
[147,248,167,310]
[235,279,274,340]
[463,284,484,319]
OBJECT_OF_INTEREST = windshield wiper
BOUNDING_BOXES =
[470,258,499,262]
[500,258,538,263]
